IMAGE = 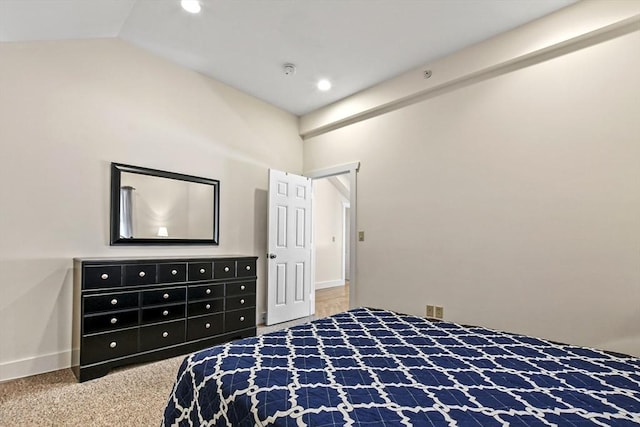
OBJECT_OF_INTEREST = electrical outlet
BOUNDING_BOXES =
[426,305,435,318]
[434,306,444,319]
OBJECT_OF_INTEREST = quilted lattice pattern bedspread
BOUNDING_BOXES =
[163,308,640,426]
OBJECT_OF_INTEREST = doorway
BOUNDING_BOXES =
[307,161,359,319]
[265,162,359,326]
[312,176,350,318]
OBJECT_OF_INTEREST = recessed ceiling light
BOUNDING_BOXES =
[181,0,201,14]
[317,79,331,91]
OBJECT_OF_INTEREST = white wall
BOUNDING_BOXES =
[0,39,302,381]
[304,23,640,353]
[313,179,347,288]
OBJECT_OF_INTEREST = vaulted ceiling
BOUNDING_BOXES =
[0,0,576,115]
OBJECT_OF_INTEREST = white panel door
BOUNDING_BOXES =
[267,169,313,325]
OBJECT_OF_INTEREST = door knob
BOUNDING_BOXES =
[268,253,277,259]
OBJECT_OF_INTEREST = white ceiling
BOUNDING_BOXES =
[0,0,576,116]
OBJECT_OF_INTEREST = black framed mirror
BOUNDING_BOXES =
[110,163,220,245]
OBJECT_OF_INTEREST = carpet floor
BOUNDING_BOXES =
[0,355,184,426]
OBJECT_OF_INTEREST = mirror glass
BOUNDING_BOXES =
[110,163,219,245]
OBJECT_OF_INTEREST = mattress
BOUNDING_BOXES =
[163,307,640,426]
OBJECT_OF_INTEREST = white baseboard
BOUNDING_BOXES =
[315,279,345,290]
[0,350,72,382]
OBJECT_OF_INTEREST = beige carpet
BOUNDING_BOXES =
[0,355,184,427]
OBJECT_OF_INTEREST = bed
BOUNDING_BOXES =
[163,307,640,426]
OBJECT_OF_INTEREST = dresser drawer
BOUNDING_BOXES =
[84,266,122,289]
[188,262,213,281]
[224,308,255,332]
[124,264,157,286]
[226,281,255,296]
[81,328,138,365]
[237,260,256,277]
[188,283,224,300]
[214,261,236,279]
[187,313,224,341]
[84,291,139,314]
[84,309,138,334]
[187,298,224,317]
[141,303,185,324]
[158,263,187,283]
[141,287,186,306]
[226,294,256,311]
[140,320,185,352]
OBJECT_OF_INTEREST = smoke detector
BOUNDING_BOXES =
[283,63,296,76]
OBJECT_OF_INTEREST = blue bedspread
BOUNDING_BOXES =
[163,308,640,426]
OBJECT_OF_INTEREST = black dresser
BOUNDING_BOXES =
[72,256,257,382]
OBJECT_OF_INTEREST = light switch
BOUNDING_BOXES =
[358,231,365,242]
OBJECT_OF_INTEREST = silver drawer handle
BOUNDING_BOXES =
[111,298,118,305]
[240,316,245,322]
[205,323,211,329]
[206,289,211,294]
[101,273,109,280]
[162,332,169,338]
[110,342,117,348]
[199,268,205,274]
[162,310,169,316]
[110,317,118,324]
[139,271,146,277]
[205,304,211,309]
[240,285,246,291]
[240,299,245,305]
[224,266,230,272]
[163,293,169,299]
[171,269,177,275]
[246,265,251,271]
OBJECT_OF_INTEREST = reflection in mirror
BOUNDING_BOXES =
[119,172,214,239]
[120,185,134,238]
[110,163,219,245]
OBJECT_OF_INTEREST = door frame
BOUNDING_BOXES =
[342,201,350,283]
[305,161,360,309]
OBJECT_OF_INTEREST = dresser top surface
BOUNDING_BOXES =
[74,255,258,264]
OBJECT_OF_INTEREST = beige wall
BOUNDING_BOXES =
[304,28,640,355]
[313,179,347,287]
[0,39,302,381]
